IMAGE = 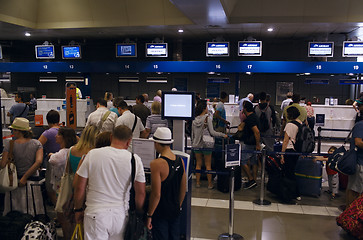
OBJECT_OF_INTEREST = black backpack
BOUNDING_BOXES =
[291,121,315,153]
[255,105,270,133]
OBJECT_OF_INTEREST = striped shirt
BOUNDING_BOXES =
[145,114,168,136]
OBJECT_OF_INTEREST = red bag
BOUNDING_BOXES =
[336,194,363,239]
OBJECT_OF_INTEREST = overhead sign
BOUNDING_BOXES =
[62,46,81,59]
[225,144,241,167]
[238,41,262,56]
[206,42,229,57]
[35,45,55,59]
[308,42,334,57]
[146,43,168,57]
[305,79,329,84]
[343,41,363,57]
[339,79,363,84]
[116,43,137,57]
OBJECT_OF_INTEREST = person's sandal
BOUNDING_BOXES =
[196,183,201,188]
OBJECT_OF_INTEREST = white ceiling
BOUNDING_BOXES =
[0,0,362,41]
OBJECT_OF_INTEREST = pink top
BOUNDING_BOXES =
[305,105,314,118]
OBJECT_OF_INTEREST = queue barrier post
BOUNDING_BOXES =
[253,149,271,206]
[218,166,244,240]
[317,127,322,154]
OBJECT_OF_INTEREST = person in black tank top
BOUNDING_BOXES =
[147,127,186,240]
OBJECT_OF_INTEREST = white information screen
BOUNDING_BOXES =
[164,94,193,118]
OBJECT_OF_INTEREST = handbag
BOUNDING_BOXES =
[328,129,357,175]
[0,140,18,193]
[55,148,74,213]
[124,154,145,240]
[71,223,83,240]
[202,116,215,148]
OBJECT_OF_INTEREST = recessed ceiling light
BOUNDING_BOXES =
[267,28,274,32]
[304,73,311,75]
[246,72,252,75]
[25,32,31,37]
[178,29,184,33]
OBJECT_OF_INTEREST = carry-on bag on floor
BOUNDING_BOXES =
[294,156,323,197]
[266,155,297,203]
[0,211,33,240]
[215,136,241,193]
[336,194,363,239]
[21,182,56,240]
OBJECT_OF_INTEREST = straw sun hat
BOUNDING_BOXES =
[153,127,174,144]
[9,117,31,131]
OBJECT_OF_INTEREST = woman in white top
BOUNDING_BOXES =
[281,106,301,200]
[104,92,113,109]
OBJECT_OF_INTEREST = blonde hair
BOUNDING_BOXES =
[74,125,99,152]
[156,90,162,97]
[151,101,161,114]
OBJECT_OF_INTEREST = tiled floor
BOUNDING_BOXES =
[190,179,355,240]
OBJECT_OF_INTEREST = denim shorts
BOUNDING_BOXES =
[241,144,258,165]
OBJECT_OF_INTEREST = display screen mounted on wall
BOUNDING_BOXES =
[238,41,262,56]
[62,46,82,59]
[343,41,363,57]
[0,45,2,59]
[116,43,137,57]
[35,45,55,59]
[146,43,168,57]
[308,42,334,57]
[206,42,229,57]
[162,91,195,120]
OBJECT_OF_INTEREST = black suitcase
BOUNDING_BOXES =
[215,137,242,193]
[266,155,297,203]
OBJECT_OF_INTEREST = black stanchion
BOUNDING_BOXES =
[253,149,271,206]
[317,127,322,154]
[218,167,243,240]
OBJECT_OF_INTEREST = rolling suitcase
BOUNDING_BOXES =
[336,194,363,239]
[215,136,241,193]
[294,156,322,197]
[266,155,297,203]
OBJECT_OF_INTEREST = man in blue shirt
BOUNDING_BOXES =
[214,92,230,133]
[8,92,29,124]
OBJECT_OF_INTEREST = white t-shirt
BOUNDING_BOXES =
[86,107,118,133]
[284,121,300,150]
[77,147,145,211]
[115,110,145,138]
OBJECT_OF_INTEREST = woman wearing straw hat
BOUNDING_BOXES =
[0,117,44,216]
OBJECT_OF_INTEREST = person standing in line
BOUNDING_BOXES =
[145,101,168,138]
[254,92,275,152]
[74,125,146,240]
[104,92,114,109]
[133,95,151,127]
[147,127,186,240]
[143,93,152,111]
[192,100,227,189]
[153,90,162,103]
[352,92,363,123]
[346,99,363,207]
[281,106,302,201]
[305,101,315,130]
[238,93,254,122]
[280,92,293,119]
[28,93,37,111]
[86,98,118,133]
[214,92,230,133]
[238,101,260,189]
[8,92,29,124]
[281,93,308,136]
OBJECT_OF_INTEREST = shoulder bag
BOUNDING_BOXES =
[124,154,145,240]
[0,140,18,193]
[202,116,215,148]
[55,148,74,213]
[328,129,357,175]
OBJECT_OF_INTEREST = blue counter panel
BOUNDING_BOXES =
[0,61,363,73]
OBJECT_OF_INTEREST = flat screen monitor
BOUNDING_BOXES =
[308,42,334,57]
[238,41,262,56]
[146,43,168,57]
[35,45,55,59]
[116,43,137,57]
[62,46,82,59]
[206,42,229,57]
[162,91,195,120]
[0,45,2,59]
[343,41,363,57]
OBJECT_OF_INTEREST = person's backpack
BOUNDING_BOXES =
[255,105,271,133]
[291,121,315,153]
